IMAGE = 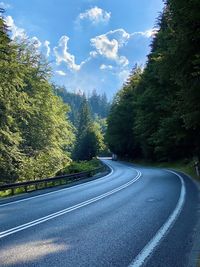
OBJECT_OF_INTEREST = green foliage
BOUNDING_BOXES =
[0,12,74,183]
[89,89,110,119]
[106,0,200,162]
[73,98,103,161]
[133,159,199,181]
[106,66,142,158]
[57,158,102,175]
[0,11,27,182]
[54,86,110,126]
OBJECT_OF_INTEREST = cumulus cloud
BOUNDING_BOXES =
[55,70,67,76]
[4,16,51,57]
[44,40,50,57]
[118,69,130,83]
[91,36,118,60]
[31,37,52,57]
[118,56,129,66]
[131,28,158,38]
[90,27,157,67]
[31,36,42,49]
[100,64,113,70]
[3,14,156,97]
[77,6,111,25]
[0,1,11,9]
[90,29,129,66]
[53,35,88,71]
[106,29,130,47]
[89,51,98,57]
[5,15,27,40]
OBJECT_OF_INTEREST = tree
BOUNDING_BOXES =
[73,98,102,160]
[106,0,200,161]
[0,10,75,183]
[0,10,27,182]
[106,67,142,158]
[16,42,75,180]
[166,0,200,158]
[54,86,110,126]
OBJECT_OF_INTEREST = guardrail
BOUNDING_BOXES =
[0,164,109,196]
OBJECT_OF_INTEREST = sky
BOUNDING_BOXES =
[1,0,164,99]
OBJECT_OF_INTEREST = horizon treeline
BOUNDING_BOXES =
[54,86,110,126]
[106,0,200,162]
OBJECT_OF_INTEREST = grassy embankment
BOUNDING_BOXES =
[132,160,199,181]
[0,159,102,198]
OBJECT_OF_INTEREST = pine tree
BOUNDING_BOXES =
[0,11,75,182]
[73,98,101,160]
[0,11,27,182]
[106,67,142,158]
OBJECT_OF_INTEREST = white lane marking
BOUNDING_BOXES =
[0,169,142,238]
[129,169,186,267]
[0,162,114,208]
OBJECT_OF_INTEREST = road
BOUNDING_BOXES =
[0,159,199,267]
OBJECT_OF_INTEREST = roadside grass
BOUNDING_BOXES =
[131,160,199,181]
[0,158,103,198]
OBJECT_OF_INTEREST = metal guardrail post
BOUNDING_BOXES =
[11,188,14,195]
[194,161,200,176]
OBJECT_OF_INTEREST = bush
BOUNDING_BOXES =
[57,158,102,175]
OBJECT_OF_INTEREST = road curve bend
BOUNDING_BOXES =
[0,158,199,267]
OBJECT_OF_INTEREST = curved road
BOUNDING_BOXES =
[0,159,199,267]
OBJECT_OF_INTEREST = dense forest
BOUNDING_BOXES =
[0,8,74,183]
[54,86,110,126]
[1,0,199,185]
[107,0,200,162]
[0,8,107,184]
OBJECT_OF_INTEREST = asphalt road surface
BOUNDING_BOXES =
[0,158,199,267]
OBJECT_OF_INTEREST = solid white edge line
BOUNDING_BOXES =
[129,169,186,267]
[0,161,114,208]
[0,169,142,238]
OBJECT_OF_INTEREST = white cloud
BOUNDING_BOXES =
[53,35,87,71]
[90,29,129,66]
[90,27,157,67]
[77,6,111,25]
[44,40,50,57]
[5,15,27,40]
[118,69,130,83]
[100,64,113,70]
[118,56,129,66]
[55,70,67,76]
[5,16,51,57]
[30,37,52,58]
[31,36,41,49]
[0,1,11,9]
[31,38,51,57]
[52,27,157,98]
[91,35,118,60]
[131,28,158,38]
[106,29,130,47]
[89,50,98,57]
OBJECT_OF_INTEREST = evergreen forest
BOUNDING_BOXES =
[0,0,199,185]
[106,0,200,163]
[0,8,108,184]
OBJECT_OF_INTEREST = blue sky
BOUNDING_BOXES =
[1,0,164,98]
